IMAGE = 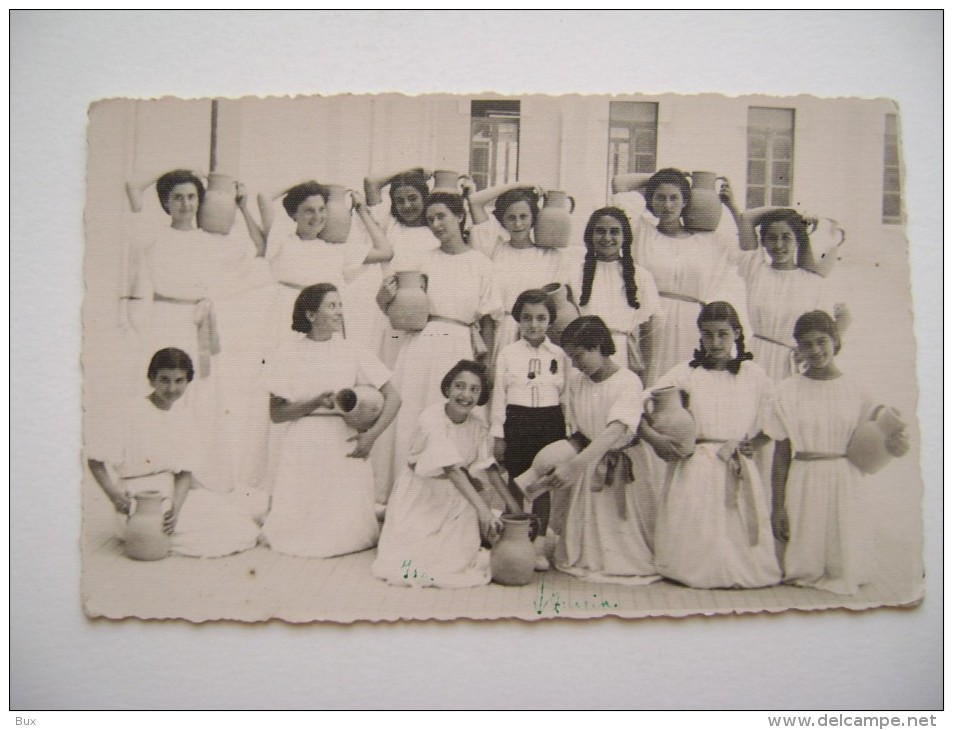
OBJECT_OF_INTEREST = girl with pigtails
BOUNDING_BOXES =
[641,301,781,589]
[565,207,660,380]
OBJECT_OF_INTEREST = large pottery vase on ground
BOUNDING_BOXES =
[847,406,905,475]
[646,386,696,458]
[321,185,353,243]
[535,191,575,249]
[541,282,580,345]
[197,172,238,235]
[388,271,429,332]
[490,514,537,586]
[683,171,726,232]
[124,490,171,561]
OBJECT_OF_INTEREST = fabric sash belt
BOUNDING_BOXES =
[794,451,846,461]
[659,291,704,305]
[428,315,488,357]
[153,293,221,378]
[698,439,760,547]
[571,431,638,520]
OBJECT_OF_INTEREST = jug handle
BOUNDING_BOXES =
[715,176,729,195]
[567,195,576,213]
[344,189,356,211]
[420,273,428,293]
[835,225,846,246]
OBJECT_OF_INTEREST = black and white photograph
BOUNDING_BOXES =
[13,10,940,711]
[82,92,924,623]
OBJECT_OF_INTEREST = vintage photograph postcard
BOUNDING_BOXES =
[82,93,924,623]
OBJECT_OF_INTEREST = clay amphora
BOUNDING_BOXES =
[534,190,575,249]
[335,386,385,433]
[646,386,696,458]
[800,217,846,278]
[683,171,727,232]
[432,169,463,194]
[490,513,537,586]
[321,185,353,243]
[388,271,430,331]
[124,490,171,561]
[541,282,580,345]
[513,438,583,500]
[197,172,237,235]
[847,406,905,474]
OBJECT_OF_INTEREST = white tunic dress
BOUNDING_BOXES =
[554,368,659,585]
[764,373,877,595]
[567,258,661,372]
[631,217,749,387]
[652,361,781,588]
[86,396,259,558]
[262,336,390,558]
[738,251,838,382]
[372,403,496,588]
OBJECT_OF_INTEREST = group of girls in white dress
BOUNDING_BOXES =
[88,165,909,597]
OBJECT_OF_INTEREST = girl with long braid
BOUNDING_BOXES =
[566,207,660,379]
[640,301,780,589]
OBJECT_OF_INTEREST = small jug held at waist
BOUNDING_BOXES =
[124,490,171,561]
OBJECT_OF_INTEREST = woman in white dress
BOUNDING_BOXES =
[534,316,659,585]
[736,207,850,382]
[641,302,781,589]
[465,183,566,372]
[86,348,259,558]
[262,284,401,558]
[613,169,748,388]
[767,311,908,595]
[566,207,661,380]
[372,360,504,588]
[363,168,440,367]
[377,192,504,504]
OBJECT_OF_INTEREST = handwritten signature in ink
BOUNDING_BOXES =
[533,579,619,615]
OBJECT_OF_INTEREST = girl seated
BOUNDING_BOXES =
[86,348,259,558]
[373,360,506,588]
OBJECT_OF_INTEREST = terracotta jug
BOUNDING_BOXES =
[335,385,385,433]
[513,438,582,500]
[645,386,696,458]
[847,406,905,475]
[490,513,537,586]
[321,185,353,243]
[432,169,463,194]
[683,171,727,232]
[388,271,430,331]
[124,490,171,561]
[541,282,580,345]
[534,190,575,249]
[197,172,238,235]
[800,217,846,278]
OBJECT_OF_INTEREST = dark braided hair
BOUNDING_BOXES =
[689,301,753,375]
[579,207,640,309]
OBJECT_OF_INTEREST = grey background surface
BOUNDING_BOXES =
[11,10,942,709]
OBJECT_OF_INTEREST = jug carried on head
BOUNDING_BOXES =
[799,217,846,278]
[535,190,575,249]
[320,185,354,243]
[198,172,238,235]
[683,170,727,232]
[431,169,465,194]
